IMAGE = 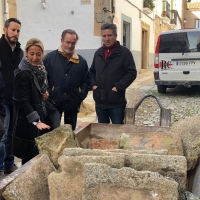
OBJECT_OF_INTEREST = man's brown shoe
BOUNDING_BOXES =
[4,164,18,174]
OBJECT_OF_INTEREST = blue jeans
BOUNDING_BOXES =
[0,105,14,171]
[95,106,125,124]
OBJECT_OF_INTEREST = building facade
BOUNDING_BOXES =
[0,0,197,73]
[184,1,200,28]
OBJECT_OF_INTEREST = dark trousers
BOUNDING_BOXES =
[95,106,125,124]
[60,111,77,131]
[0,105,14,171]
[0,117,5,141]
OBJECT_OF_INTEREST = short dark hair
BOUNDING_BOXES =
[4,18,21,28]
[101,23,117,36]
[61,29,79,40]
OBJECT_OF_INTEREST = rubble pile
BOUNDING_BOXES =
[0,121,200,200]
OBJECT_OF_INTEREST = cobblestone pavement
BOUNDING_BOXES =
[126,70,200,127]
[78,69,200,127]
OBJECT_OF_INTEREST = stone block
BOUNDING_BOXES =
[35,124,78,168]
[88,138,119,149]
[48,154,125,200]
[48,157,85,200]
[119,132,183,156]
[185,191,200,200]
[82,163,179,200]
[126,154,187,200]
[171,116,200,170]
[2,154,55,200]
[63,148,186,199]
[108,148,169,155]
[63,147,168,158]
[63,148,108,157]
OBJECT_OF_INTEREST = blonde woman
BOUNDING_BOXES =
[13,38,59,164]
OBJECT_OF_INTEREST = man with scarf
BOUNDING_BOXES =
[43,29,90,130]
[13,38,59,164]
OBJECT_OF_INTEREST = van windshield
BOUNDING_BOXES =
[160,31,200,53]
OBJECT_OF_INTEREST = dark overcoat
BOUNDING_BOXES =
[0,70,5,140]
[0,34,23,105]
[43,50,90,112]
[90,41,137,109]
[13,69,47,160]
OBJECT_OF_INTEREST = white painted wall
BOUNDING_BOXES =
[16,0,101,50]
[17,0,155,53]
[155,0,163,17]
[175,0,182,19]
[16,0,156,70]
[115,0,155,53]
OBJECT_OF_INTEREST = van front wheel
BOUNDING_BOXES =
[157,85,166,94]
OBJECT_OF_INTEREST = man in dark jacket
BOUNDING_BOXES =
[90,23,137,124]
[43,29,90,130]
[0,70,6,175]
[0,18,23,174]
[0,71,5,140]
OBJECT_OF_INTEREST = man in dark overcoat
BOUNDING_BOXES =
[0,18,23,174]
[90,23,137,124]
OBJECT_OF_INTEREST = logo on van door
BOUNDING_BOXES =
[160,60,173,70]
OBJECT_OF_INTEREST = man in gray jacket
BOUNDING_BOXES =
[90,23,137,124]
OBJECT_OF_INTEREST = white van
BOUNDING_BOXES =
[154,29,200,93]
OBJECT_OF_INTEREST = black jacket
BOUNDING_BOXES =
[0,70,5,140]
[43,50,90,112]
[0,71,5,118]
[13,67,48,160]
[90,41,137,109]
[0,34,23,105]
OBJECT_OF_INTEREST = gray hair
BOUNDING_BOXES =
[61,29,79,40]
[101,23,117,36]
[4,18,21,28]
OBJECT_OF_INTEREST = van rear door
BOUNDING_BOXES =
[159,30,200,81]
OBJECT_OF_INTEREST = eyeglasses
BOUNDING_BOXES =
[65,41,76,46]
